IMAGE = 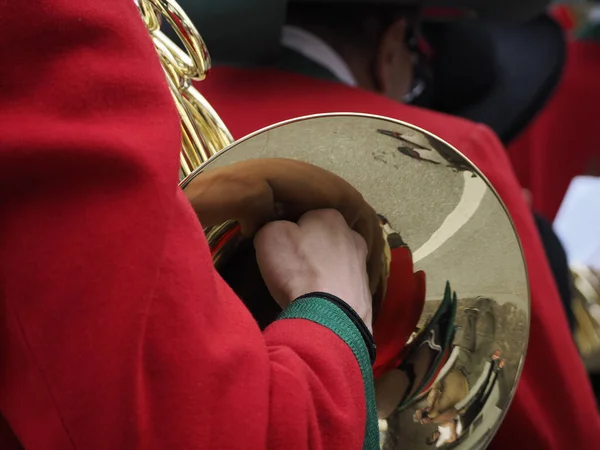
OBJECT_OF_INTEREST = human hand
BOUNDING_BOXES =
[414,409,423,422]
[414,407,431,424]
[254,209,373,332]
[184,158,385,298]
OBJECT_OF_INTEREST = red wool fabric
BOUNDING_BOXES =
[549,5,576,32]
[196,65,599,449]
[508,41,600,220]
[0,2,367,449]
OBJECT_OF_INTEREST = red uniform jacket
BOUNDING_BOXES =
[197,66,600,448]
[0,2,375,449]
[508,41,600,220]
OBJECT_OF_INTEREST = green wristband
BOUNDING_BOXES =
[278,296,379,450]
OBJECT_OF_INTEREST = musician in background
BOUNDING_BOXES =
[280,0,575,330]
[186,0,600,448]
[280,2,428,104]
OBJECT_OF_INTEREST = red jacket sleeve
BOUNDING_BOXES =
[0,2,369,449]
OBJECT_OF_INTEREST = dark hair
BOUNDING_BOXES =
[286,2,419,53]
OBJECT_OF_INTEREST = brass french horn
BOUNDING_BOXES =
[135,1,530,448]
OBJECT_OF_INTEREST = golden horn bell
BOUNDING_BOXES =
[135,1,530,448]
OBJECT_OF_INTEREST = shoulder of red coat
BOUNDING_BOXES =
[198,66,479,148]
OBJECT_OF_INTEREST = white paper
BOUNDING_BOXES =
[553,176,600,270]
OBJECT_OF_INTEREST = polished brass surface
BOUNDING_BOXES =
[182,115,530,449]
[135,0,233,179]
[138,1,530,448]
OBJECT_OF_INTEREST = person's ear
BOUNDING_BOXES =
[375,18,412,101]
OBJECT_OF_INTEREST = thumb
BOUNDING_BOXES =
[254,220,299,307]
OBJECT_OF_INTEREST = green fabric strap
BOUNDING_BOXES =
[278,296,379,450]
[577,23,600,41]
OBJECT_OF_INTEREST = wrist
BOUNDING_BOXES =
[294,292,376,365]
[288,281,373,331]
